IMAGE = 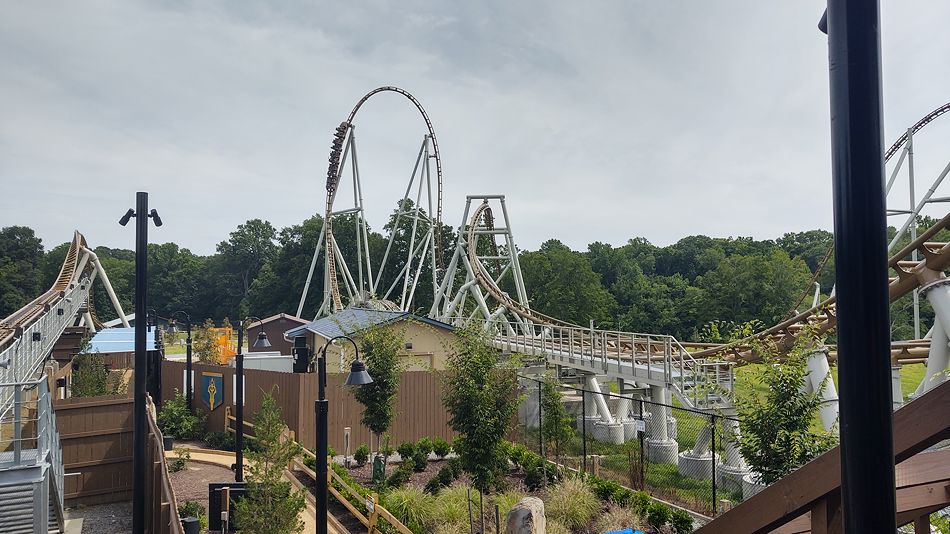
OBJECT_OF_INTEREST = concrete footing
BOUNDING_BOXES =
[742,472,766,500]
[593,421,625,444]
[716,464,750,495]
[677,450,719,480]
[645,438,678,464]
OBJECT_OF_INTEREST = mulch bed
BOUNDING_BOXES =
[168,461,236,519]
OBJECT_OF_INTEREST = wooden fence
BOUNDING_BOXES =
[162,360,457,451]
[54,392,135,504]
[53,390,183,533]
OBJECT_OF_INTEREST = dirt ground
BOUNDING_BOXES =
[168,460,236,519]
[64,501,133,533]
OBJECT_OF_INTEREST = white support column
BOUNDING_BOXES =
[645,385,677,463]
[917,278,950,396]
[914,318,949,397]
[82,247,130,327]
[891,365,904,410]
[717,417,750,495]
[805,350,839,431]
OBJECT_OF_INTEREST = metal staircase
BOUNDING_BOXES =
[0,377,65,534]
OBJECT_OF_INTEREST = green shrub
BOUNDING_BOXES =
[71,351,120,397]
[594,503,642,533]
[177,500,208,530]
[546,477,600,530]
[381,435,395,459]
[354,444,370,467]
[523,462,543,491]
[490,490,526,519]
[382,486,434,532]
[432,486,475,526]
[432,437,451,459]
[416,437,434,456]
[670,508,695,534]
[327,445,337,458]
[157,390,205,439]
[647,501,672,530]
[446,457,462,479]
[632,491,651,516]
[387,464,413,488]
[397,441,416,460]
[204,431,235,451]
[507,443,529,467]
[424,463,460,494]
[169,448,190,473]
[412,449,428,472]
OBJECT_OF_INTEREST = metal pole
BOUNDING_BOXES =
[581,386,587,475]
[235,326,244,482]
[638,399,644,490]
[186,319,193,413]
[316,347,329,534]
[825,2,896,530]
[132,192,149,534]
[711,414,717,515]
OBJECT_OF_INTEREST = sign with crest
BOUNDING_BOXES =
[201,372,224,411]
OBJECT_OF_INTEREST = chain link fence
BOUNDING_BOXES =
[514,374,747,516]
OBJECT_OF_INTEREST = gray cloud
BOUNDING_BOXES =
[1,0,948,255]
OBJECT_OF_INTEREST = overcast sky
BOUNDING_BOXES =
[2,1,949,255]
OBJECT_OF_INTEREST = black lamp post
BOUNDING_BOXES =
[820,2,896,530]
[316,336,372,534]
[234,316,271,482]
[119,192,162,534]
[171,311,193,413]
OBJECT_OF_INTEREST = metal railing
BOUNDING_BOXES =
[493,322,734,411]
[0,277,90,402]
[0,376,64,530]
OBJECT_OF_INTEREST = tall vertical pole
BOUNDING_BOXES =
[581,386,587,475]
[825,1,896,530]
[235,326,244,482]
[711,414,717,515]
[908,128,920,339]
[185,320,193,413]
[132,192,149,534]
[316,348,329,534]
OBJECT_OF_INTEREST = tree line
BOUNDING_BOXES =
[0,211,938,342]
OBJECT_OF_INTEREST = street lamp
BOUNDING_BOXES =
[171,311,192,413]
[234,316,271,482]
[119,192,161,534]
[316,336,372,534]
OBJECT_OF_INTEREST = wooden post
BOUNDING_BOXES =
[368,493,380,534]
[810,491,843,534]
[914,514,930,534]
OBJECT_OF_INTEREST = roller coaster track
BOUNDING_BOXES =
[0,232,98,406]
[884,102,950,162]
[464,200,734,410]
[324,86,444,313]
[688,211,950,362]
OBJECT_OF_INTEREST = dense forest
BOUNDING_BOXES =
[0,207,936,342]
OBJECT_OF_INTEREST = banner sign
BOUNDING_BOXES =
[201,372,224,411]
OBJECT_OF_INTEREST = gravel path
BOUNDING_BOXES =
[64,501,132,533]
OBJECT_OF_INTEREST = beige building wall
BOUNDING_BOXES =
[307,319,458,373]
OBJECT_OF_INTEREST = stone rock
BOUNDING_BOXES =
[505,496,546,534]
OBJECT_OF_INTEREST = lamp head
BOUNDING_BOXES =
[344,358,373,386]
[149,209,163,227]
[118,208,135,226]
[252,330,272,349]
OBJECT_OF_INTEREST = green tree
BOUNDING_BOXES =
[71,337,120,397]
[213,219,278,316]
[442,325,519,492]
[232,392,305,534]
[192,319,219,363]
[540,374,574,464]
[352,325,404,453]
[519,240,616,326]
[734,330,838,484]
[696,249,811,326]
[0,226,45,318]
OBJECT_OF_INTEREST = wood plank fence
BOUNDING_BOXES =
[162,360,457,452]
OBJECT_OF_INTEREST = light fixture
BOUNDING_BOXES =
[119,208,135,226]
[252,330,271,349]
[344,358,373,386]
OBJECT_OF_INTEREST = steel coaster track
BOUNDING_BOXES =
[0,231,87,350]
[324,86,444,313]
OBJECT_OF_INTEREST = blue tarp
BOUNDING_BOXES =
[87,327,158,353]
